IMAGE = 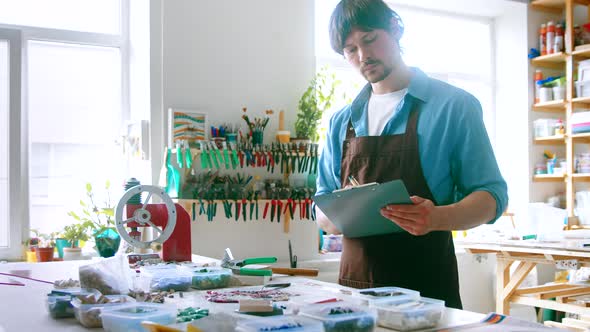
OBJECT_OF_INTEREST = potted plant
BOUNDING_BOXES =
[61,222,91,260]
[23,235,40,262]
[67,181,120,258]
[30,229,57,262]
[294,66,341,144]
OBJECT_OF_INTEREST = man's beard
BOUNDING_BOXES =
[361,60,393,83]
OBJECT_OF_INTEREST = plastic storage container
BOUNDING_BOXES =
[299,302,377,332]
[183,267,232,290]
[71,295,136,328]
[237,315,325,332]
[100,303,177,332]
[534,119,558,138]
[46,288,101,319]
[287,294,344,314]
[353,286,420,306]
[141,266,192,291]
[369,297,445,331]
[47,294,76,319]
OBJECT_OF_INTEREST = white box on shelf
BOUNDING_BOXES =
[533,119,558,138]
[579,59,590,81]
[575,81,590,98]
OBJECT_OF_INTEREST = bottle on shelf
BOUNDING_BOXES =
[554,23,564,53]
[534,69,544,104]
[540,23,547,56]
[547,21,555,54]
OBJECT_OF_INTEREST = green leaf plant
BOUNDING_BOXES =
[295,66,342,142]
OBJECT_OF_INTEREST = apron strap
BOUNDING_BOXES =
[346,118,356,140]
[402,99,421,147]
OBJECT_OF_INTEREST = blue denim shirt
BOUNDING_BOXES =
[316,67,508,222]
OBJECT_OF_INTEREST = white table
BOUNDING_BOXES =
[0,260,486,331]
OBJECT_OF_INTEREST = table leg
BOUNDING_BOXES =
[496,257,513,314]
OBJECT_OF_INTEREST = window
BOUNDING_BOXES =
[0,29,21,257]
[0,1,149,260]
[315,1,495,144]
[1,39,8,248]
[0,0,121,34]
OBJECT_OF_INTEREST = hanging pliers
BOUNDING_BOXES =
[230,142,239,169]
[222,142,230,169]
[184,140,193,169]
[200,142,211,169]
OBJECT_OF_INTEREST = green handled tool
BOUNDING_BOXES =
[200,142,210,169]
[222,142,230,169]
[230,142,239,169]
[176,142,183,168]
[221,248,276,276]
[208,142,221,169]
[184,141,193,169]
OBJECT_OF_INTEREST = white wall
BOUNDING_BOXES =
[495,2,530,221]
[151,0,315,183]
[150,0,318,263]
[161,0,315,148]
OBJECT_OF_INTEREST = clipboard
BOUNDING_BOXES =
[313,179,412,238]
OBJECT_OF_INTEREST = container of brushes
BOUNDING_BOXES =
[276,110,290,143]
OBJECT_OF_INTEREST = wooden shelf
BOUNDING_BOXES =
[534,135,566,144]
[573,96,590,106]
[531,0,590,12]
[572,46,590,59]
[171,148,311,157]
[533,174,566,182]
[531,0,564,13]
[533,100,566,111]
[531,52,567,68]
[175,199,308,203]
[573,173,590,181]
[572,132,590,142]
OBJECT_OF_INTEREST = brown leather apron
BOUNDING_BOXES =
[338,99,462,309]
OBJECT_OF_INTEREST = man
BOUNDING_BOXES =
[315,0,508,309]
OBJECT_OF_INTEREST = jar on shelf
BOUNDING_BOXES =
[535,163,548,175]
[554,119,565,135]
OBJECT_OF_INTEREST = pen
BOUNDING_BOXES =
[348,175,360,187]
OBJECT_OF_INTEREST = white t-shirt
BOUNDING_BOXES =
[367,88,407,136]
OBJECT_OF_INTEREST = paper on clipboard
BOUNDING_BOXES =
[312,179,412,238]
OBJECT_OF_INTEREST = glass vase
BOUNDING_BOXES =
[94,228,121,258]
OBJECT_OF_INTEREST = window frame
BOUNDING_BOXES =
[0,28,23,259]
[0,1,131,260]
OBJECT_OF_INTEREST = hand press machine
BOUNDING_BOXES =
[114,184,191,262]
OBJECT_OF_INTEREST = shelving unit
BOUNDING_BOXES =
[530,0,590,227]
[533,100,567,110]
[531,52,567,68]
[572,132,590,141]
[531,0,590,12]
[533,174,566,182]
[534,134,566,144]
[572,96,590,105]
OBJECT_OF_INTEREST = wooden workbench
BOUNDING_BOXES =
[456,238,590,321]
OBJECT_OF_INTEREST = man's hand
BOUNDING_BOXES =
[380,196,437,236]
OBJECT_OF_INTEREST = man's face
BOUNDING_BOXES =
[342,26,400,83]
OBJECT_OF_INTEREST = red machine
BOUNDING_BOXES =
[115,185,191,262]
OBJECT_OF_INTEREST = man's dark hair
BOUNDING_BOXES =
[329,0,404,55]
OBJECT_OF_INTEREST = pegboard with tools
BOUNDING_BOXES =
[166,141,319,231]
